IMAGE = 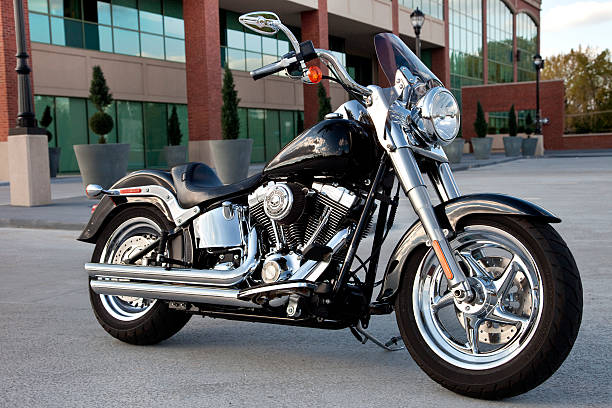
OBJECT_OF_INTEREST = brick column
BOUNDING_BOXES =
[0,0,34,142]
[183,0,222,164]
[301,0,328,128]
[392,0,399,35]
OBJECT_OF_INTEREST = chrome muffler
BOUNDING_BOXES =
[86,229,258,287]
[89,280,259,308]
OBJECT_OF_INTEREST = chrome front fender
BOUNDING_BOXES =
[376,193,561,303]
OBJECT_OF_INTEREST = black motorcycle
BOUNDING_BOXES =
[79,12,582,400]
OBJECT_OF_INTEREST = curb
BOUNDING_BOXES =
[450,156,521,171]
[0,218,84,231]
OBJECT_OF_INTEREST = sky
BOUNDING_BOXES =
[541,0,612,57]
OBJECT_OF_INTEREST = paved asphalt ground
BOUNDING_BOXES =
[0,156,611,407]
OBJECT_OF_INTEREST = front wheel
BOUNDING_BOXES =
[395,215,582,399]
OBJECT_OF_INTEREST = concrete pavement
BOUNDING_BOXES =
[0,156,610,407]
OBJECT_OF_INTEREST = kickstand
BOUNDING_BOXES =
[349,322,405,352]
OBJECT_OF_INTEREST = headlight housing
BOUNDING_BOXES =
[416,87,460,146]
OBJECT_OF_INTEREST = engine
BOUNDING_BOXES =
[248,181,362,261]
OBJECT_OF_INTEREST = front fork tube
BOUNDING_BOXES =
[389,148,473,300]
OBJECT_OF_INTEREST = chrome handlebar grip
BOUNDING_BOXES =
[316,49,372,97]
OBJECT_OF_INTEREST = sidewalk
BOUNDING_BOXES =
[0,151,604,232]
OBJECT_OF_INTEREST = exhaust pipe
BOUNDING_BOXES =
[86,229,258,287]
[90,280,260,308]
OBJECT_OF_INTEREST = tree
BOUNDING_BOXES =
[40,105,53,142]
[542,46,612,133]
[88,66,114,143]
[474,101,488,138]
[221,66,240,140]
[508,104,517,136]
[317,83,332,121]
[167,106,183,146]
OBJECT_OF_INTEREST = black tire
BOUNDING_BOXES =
[395,215,583,399]
[89,206,191,345]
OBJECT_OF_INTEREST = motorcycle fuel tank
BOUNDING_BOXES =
[264,118,378,181]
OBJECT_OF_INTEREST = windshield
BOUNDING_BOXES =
[375,33,442,87]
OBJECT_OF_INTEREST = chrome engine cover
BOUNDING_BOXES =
[193,206,245,249]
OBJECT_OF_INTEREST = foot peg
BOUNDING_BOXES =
[349,322,405,352]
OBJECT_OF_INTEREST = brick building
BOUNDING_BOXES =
[4,0,592,180]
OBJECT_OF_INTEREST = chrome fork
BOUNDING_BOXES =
[388,146,473,300]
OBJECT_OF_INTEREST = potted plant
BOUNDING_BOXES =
[40,105,61,178]
[471,101,492,159]
[503,104,522,156]
[74,66,129,190]
[210,66,253,184]
[164,106,187,168]
[443,126,465,163]
[522,112,538,156]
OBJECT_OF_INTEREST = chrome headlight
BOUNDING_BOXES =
[416,87,460,146]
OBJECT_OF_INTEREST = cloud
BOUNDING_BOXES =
[542,1,612,32]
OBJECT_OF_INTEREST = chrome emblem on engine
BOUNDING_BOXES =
[263,183,293,221]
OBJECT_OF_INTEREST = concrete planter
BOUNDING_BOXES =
[503,136,522,157]
[471,137,493,160]
[48,147,61,178]
[164,145,188,169]
[443,138,465,163]
[209,139,253,184]
[522,137,538,156]
[74,143,130,190]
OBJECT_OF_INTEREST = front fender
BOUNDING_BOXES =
[376,193,560,303]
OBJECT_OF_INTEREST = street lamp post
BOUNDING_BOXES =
[13,0,37,129]
[410,7,425,59]
[533,54,545,135]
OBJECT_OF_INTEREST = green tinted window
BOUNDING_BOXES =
[516,13,538,82]
[114,28,140,56]
[487,0,513,84]
[29,0,48,13]
[141,33,165,59]
[117,100,144,169]
[144,103,167,167]
[35,95,56,147]
[248,109,265,163]
[399,0,444,20]
[55,97,88,172]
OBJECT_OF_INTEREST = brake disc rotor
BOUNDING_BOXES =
[457,263,532,345]
[111,234,157,307]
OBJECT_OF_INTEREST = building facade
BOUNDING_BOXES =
[0,0,545,178]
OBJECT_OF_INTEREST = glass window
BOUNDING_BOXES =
[35,95,56,147]
[141,33,164,59]
[227,48,245,71]
[49,0,81,18]
[264,110,280,161]
[117,100,144,169]
[113,28,140,56]
[164,16,184,39]
[487,0,513,84]
[245,51,262,72]
[262,36,277,55]
[398,0,444,21]
[55,97,88,172]
[112,0,138,30]
[140,10,163,34]
[96,1,112,25]
[227,29,244,49]
[50,16,66,45]
[449,0,484,107]
[29,0,48,14]
[144,102,167,167]
[52,18,83,48]
[238,108,248,140]
[29,13,51,43]
[164,37,185,62]
[245,33,261,53]
[279,110,295,147]
[248,109,265,163]
[168,104,188,144]
[517,13,538,82]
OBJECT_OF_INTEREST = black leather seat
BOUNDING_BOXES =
[171,162,263,208]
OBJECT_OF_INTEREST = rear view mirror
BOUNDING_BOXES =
[239,11,280,35]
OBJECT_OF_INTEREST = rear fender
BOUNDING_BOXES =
[78,170,179,243]
[376,193,561,303]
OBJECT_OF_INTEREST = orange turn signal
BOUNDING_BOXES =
[307,66,323,83]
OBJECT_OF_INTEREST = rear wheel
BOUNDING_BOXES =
[89,206,191,345]
[395,215,582,399]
